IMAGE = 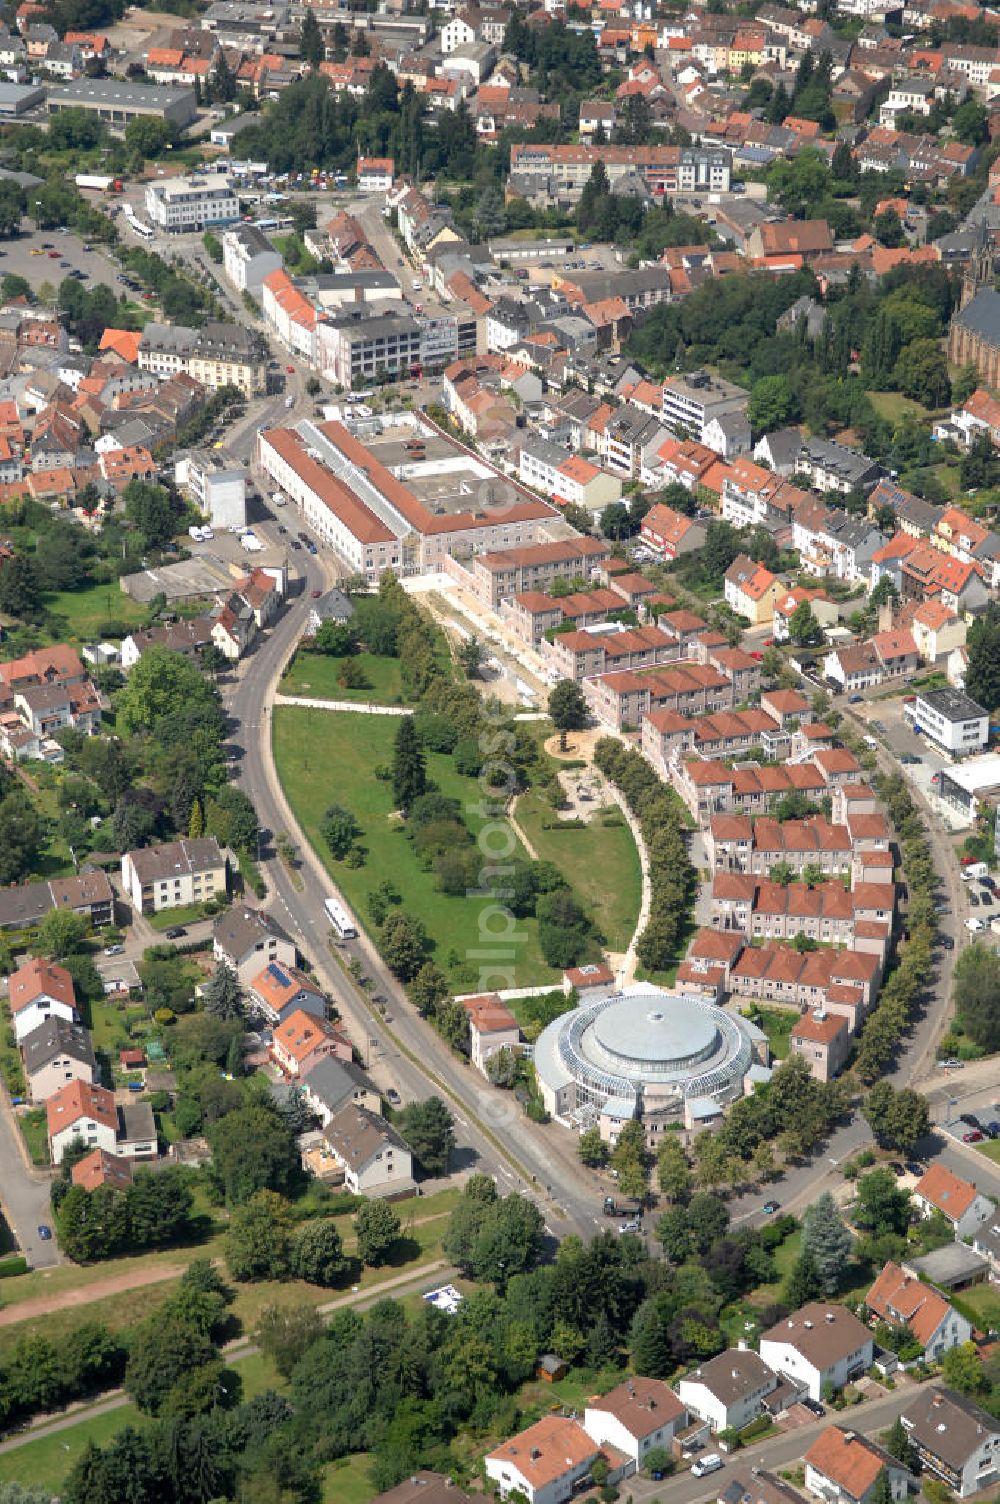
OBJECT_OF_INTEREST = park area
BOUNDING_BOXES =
[512,789,641,955]
[272,705,560,988]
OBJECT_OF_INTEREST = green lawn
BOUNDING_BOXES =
[513,792,642,954]
[744,1006,797,1061]
[281,651,407,705]
[0,1348,285,1493]
[18,1107,48,1167]
[273,707,559,988]
[42,582,149,642]
[748,1228,801,1303]
[953,1282,1000,1331]
[148,902,208,932]
[976,1140,1000,1166]
[322,1454,375,1504]
[0,1401,147,1492]
[867,391,930,425]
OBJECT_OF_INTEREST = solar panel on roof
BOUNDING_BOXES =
[267,963,290,986]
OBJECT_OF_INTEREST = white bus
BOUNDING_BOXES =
[324,896,357,938]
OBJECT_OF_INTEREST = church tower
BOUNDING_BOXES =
[962,223,994,309]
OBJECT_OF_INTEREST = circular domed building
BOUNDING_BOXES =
[532,987,761,1141]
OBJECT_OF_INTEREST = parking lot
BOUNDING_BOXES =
[0,219,120,292]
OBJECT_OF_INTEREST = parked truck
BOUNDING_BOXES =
[75,174,123,193]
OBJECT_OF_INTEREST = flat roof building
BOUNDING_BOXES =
[532,984,761,1143]
[47,79,198,128]
[0,83,45,116]
[146,172,239,232]
[908,687,989,758]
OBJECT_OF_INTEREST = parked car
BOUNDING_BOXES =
[970,890,981,905]
[985,1122,1000,1139]
[103,944,124,956]
[964,1130,984,1143]
[762,1200,780,1214]
[692,1456,723,1478]
[386,1088,401,1107]
[905,1162,923,1177]
[164,926,186,940]
[848,694,863,704]
[960,1113,981,1128]
[38,1225,52,1240]
[940,934,955,950]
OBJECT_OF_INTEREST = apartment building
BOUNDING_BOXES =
[470,537,610,607]
[145,172,240,232]
[222,221,282,295]
[661,369,750,449]
[907,687,988,756]
[509,142,732,198]
[317,307,422,390]
[121,837,226,915]
[138,321,266,396]
[900,1390,1000,1497]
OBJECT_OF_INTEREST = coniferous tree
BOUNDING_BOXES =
[801,1192,853,1296]
[202,960,244,1022]
[391,717,426,814]
[300,7,325,66]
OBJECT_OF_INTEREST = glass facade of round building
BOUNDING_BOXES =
[533,988,756,1130]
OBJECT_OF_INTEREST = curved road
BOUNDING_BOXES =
[222,525,605,1242]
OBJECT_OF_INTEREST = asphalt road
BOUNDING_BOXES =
[0,1077,58,1270]
[624,1386,918,1504]
[219,507,606,1241]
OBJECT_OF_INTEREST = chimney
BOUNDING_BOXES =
[825,1313,835,1323]
[531,1448,541,1461]
[804,1320,814,1329]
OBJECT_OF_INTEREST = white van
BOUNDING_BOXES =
[692,1455,723,1478]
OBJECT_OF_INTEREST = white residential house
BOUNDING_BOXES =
[460,993,521,1076]
[486,1415,618,1504]
[8,956,77,1045]
[805,1425,914,1504]
[900,1388,1000,1498]
[321,1103,414,1196]
[356,156,394,192]
[912,1164,995,1239]
[441,12,476,49]
[584,1378,688,1466]
[121,837,226,915]
[676,1348,779,1433]
[865,1262,972,1362]
[758,1304,873,1401]
[46,1079,118,1164]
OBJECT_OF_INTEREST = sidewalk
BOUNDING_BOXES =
[273,694,412,716]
